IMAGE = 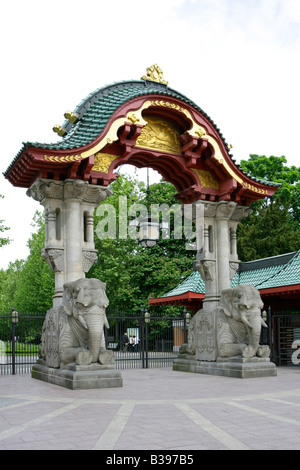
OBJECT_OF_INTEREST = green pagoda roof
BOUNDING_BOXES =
[3,78,279,189]
[161,270,206,297]
[232,250,300,290]
[157,250,300,299]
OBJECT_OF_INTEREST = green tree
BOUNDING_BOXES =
[237,155,300,261]
[89,173,194,314]
[0,259,24,312]
[0,194,10,248]
[13,212,54,312]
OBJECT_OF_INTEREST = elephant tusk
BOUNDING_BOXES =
[261,317,268,328]
[78,314,88,329]
[240,313,253,329]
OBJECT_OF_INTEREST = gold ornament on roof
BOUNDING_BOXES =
[53,125,66,137]
[192,169,220,190]
[136,116,181,154]
[92,153,118,173]
[64,111,79,123]
[141,64,168,85]
[127,113,140,124]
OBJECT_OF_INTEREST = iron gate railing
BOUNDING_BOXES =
[105,310,186,369]
[1,309,300,374]
[0,310,187,374]
[270,312,300,366]
[0,312,45,375]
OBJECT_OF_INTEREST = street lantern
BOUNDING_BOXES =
[144,309,150,324]
[183,308,191,343]
[138,216,160,248]
[11,306,18,375]
[129,167,169,248]
[11,306,18,324]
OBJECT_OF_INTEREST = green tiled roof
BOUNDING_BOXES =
[3,79,279,187]
[159,251,300,298]
[232,250,300,289]
[161,270,205,297]
[47,80,232,151]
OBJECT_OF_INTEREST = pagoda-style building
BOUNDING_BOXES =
[4,65,280,309]
[4,64,278,203]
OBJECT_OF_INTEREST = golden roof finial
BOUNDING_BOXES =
[141,64,168,85]
[53,125,67,137]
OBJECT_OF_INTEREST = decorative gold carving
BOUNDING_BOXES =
[58,97,267,195]
[127,113,140,124]
[44,155,81,163]
[141,64,168,85]
[64,111,79,123]
[80,102,151,160]
[195,128,207,138]
[92,153,118,173]
[53,125,66,137]
[192,169,219,190]
[241,181,268,195]
[136,117,181,154]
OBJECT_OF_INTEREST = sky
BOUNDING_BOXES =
[0,0,299,269]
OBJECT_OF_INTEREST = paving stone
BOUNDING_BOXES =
[0,367,300,450]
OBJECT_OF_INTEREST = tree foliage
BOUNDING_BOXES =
[0,212,54,313]
[89,172,193,315]
[1,156,299,312]
[0,195,11,248]
[237,155,300,261]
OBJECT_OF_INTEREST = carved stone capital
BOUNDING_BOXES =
[196,259,216,281]
[27,179,63,202]
[216,201,237,219]
[27,178,112,205]
[63,180,86,200]
[82,250,98,273]
[64,179,112,204]
[231,205,253,221]
[229,261,239,280]
[42,248,64,272]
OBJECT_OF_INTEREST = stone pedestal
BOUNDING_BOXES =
[32,359,123,390]
[173,356,277,379]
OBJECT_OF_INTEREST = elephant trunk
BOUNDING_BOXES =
[85,308,106,363]
[243,314,263,353]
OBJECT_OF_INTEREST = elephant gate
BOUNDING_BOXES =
[4,65,280,386]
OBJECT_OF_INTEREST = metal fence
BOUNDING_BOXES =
[270,311,300,366]
[0,312,45,375]
[105,309,186,369]
[0,310,187,374]
[1,308,299,374]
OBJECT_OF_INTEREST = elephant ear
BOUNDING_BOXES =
[220,289,233,317]
[62,282,74,316]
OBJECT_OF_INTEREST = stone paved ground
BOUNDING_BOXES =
[0,366,300,451]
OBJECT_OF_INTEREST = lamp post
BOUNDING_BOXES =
[183,308,191,344]
[11,306,18,375]
[128,167,169,248]
[141,308,150,368]
[262,309,269,347]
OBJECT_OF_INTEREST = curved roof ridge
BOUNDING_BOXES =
[2,79,281,191]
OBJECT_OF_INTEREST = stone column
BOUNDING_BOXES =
[193,200,252,310]
[188,200,252,362]
[27,178,112,306]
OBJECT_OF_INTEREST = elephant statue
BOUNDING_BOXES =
[217,285,270,359]
[58,278,113,366]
